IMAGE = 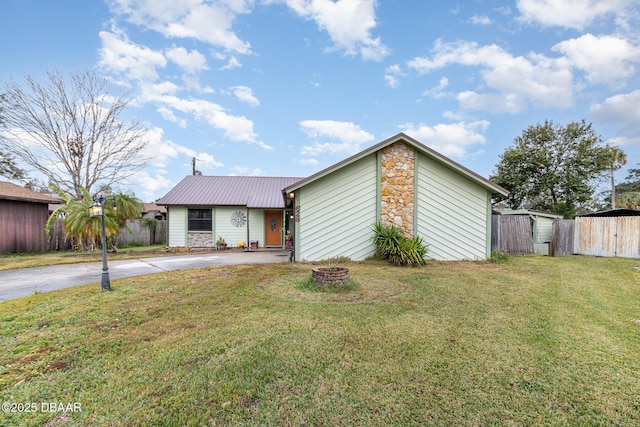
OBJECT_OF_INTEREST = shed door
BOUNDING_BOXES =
[265,211,282,246]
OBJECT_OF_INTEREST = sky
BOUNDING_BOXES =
[1,0,639,202]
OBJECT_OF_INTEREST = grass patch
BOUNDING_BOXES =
[297,274,360,293]
[0,245,171,271]
[1,256,640,426]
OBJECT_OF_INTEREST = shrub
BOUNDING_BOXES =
[371,223,428,267]
[490,251,510,263]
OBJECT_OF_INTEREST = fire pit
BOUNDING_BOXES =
[312,267,350,285]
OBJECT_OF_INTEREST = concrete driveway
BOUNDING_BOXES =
[0,250,291,302]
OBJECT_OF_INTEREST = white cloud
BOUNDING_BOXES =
[141,127,195,168]
[130,171,175,201]
[156,95,272,149]
[231,166,265,175]
[157,106,187,127]
[400,121,490,158]
[232,86,260,106]
[516,0,635,30]
[407,39,574,112]
[285,0,389,61]
[193,152,224,170]
[99,29,166,81]
[470,14,492,25]
[552,34,640,85]
[384,64,403,88]
[299,119,375,157]
[220,56,242,70]
[590,89,640,122]
[422,77,449,99]
[165,46,209,74]
[108,0,252,54]
[299,158,319,165]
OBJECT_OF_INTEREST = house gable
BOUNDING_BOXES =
[286,133,506,261]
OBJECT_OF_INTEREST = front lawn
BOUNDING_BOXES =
[1,256,639,426]
[0,245,171,271]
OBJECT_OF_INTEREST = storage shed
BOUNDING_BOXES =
[0,181,58,253]
[498,209,563,255]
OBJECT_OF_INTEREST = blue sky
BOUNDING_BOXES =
[1,0,639,202]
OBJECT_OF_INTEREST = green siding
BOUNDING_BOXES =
[534,217,555,244]
[416,156,490,260]
[215,206,249,248]
[167,206,187,247]
[248,209,266,247]
[298,154,377,261]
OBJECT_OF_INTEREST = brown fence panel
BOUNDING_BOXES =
[47,218,73,251]
[491,214,500,253]
[549,219,574,257]
[492,215,534,255]
[154,220,167,245]
[48,219,167,250]
[117,219,150,246]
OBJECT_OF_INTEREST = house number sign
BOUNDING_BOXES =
[295,205,300,222]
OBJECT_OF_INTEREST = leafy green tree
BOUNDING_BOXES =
[491,120,621,218]
[606,147,627,209]
[0,151,26,181]
[613,165,640,209]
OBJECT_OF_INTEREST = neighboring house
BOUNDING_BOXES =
[142,203,167,220]
[0,181,59,253]
[158,133,508,261]
[498,209,563,255]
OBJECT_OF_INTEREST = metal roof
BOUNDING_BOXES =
[157,176,304,208]
[577,208,640,217]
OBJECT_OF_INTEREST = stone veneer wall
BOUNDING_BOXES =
[188,232,213,247]
[380,142,415,237]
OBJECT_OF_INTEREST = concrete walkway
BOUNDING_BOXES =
[0,250,291,302]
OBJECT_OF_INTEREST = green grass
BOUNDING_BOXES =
[0,245,170,271]
[1,256,639,426]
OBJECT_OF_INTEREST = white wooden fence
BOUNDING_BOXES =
[574,217,639,258]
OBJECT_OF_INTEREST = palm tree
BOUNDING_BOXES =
[607,146,627,209]
[46,184,142,251]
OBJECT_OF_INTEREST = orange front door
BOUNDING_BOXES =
[265,211,282,246]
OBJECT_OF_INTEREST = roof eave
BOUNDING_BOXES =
[285,132,509,197]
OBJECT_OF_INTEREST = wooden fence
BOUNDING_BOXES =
[491,214,534,255]
[549,219,575,257]
[575,217,639,258]
[117,219,167,246]
[47,219,166,251]
[549,217,640,258]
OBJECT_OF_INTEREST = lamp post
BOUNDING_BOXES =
[89,195,116,291]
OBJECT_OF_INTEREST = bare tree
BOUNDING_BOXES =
[0,70,149,199]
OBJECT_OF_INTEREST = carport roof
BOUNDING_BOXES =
[157,176,304,209]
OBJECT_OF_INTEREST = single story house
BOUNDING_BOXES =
[0,181,59,253]
[158,133,509,261]
[142,203,167,220]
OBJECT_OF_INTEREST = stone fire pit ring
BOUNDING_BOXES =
[312,267,350,285]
